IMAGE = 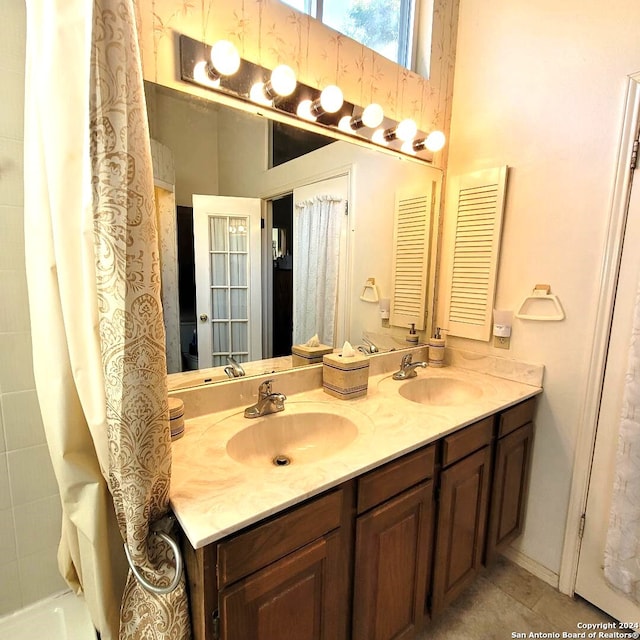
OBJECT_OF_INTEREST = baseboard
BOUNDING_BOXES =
[502,546,560,590]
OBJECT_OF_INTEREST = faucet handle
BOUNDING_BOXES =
[401,353,413,367]
[362,337,379,353]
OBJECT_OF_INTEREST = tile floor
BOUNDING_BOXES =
[418,555,617,640]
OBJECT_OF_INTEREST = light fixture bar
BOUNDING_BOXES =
[178,34,438,163]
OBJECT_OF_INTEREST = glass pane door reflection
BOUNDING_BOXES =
[209,215,250,366]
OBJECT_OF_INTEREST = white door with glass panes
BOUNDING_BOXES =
[193,195,262,369]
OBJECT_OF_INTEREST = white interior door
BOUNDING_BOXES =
[193,194,262,368]
[574,177,640,621]
[292,175,350,347]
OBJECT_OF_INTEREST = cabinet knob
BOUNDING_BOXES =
[199,313,208,322]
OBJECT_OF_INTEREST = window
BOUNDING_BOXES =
[281,0,418,69]
[270,120,334,167]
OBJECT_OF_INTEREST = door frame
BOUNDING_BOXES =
[258,165,355,355]
[262,197,274,359]
[560,72,640,595]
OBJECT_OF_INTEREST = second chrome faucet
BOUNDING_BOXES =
[392,353,428,380]
[244,379,287,418]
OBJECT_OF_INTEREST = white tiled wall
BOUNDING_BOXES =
[0,0,66,615]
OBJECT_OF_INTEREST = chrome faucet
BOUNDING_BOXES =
[224,355,245,379]
[357,337,379,355]
[244,380,287,418]
[392,353,428,380]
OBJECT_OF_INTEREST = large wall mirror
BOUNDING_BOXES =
[145,81,443,390]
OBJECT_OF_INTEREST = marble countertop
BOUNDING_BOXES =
[170,359,543,550]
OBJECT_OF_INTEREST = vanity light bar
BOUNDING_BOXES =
[178,34,442,164]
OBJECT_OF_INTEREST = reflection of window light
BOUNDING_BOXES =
[280,0,316,13]
[281,0,427,72]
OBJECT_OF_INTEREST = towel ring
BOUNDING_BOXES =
[124,528,183,595]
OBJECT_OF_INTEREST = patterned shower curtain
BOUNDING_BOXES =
[91,1,191,637]
[25,0,191,637]
[604,275,640,602]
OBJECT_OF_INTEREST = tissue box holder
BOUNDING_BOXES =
[291,343,334,367]
[322,353,369,399]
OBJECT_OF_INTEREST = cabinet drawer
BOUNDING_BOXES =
[498,397,537,438]
[357,445,436,514]
[217,488,344,588]
[442,417,494,467]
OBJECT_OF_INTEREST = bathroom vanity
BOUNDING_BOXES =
[169,351,541,640]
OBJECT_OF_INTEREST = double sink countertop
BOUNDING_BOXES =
[169,348,544,550]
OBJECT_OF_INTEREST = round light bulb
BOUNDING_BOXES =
[210,40,240,76]
[270,65,297,97]
[372,128,389,146]
[396,118,418,142]
[338,115,353,133]
[319,85,344,113]
[193,60,220,88]
[401,140,416,155]
[296,99,316,121]
[361,103,384,128]
[425,130,446,152]
[249,82,272,106]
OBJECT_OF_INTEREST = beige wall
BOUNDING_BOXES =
[0,0,66,615]
[440,0,640,576]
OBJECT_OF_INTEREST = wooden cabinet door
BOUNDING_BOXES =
[485,422,534,564]
[220,530,346,640]
[352,481,434,640]
[431,445,492,616]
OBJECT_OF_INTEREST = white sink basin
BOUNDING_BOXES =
[224,403,363,467]
[397,376,483,406]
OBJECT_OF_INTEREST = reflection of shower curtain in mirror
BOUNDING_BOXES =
[604,274,640,603]
[293,195,343,345]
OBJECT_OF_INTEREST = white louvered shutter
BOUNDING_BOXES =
[444,166,508,340]
[390,187,434,331]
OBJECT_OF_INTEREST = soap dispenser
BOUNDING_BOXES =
[406,323,419,345]
[428,327,446,367]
